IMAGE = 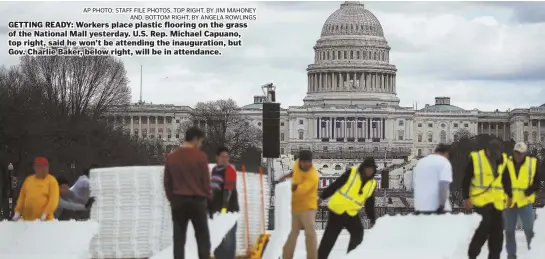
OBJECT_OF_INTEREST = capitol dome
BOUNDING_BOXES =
[304,1,399,107]
[321,2,384,37]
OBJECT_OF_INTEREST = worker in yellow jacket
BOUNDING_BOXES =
[317,158,377,259]
[504,142,540,259]
[462,139,512,259]
[279,150,320,259]
[12,157,60,221]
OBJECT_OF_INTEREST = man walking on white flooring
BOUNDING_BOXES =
[164,127,211,259]
[413,143,453,214]
[279,150,320,259]
[504,142,540,259]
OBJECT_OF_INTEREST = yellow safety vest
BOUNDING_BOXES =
[506,156,537,208]
[328,167,377,216]
[469,150,508,211]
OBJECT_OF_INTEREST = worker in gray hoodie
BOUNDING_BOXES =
[69,166,93,204]
[55,176,95,219]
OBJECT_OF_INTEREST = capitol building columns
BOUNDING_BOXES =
[537,120,540,136]
[138,116,142,138]
[307,71,396,94]
[300,1,407,153]
[314,116,391,140]
[477,121,511,141]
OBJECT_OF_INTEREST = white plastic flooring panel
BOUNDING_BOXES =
[152,180,291,259]
[149,212,240,259]
[345,213,482,259]
[0,220,99,259]
[89,165,270,258]
[288,208,545,259]
[291,230,536,259]
[261,181,292,259]
[525,207,544,259]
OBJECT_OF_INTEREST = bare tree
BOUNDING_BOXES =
[527,137,545,182]
[449,134,514,189]
[529,136,545,157]
[449,189,464,207]
[0,61,162,184]
[18,56,131,118]
[182,99,261,159]
[453,128,473,142]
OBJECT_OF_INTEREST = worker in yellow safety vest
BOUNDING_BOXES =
[317,158,377,259]
[462,139,513,259]
[503,142,540,259]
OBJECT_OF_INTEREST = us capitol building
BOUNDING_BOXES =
[106,2,545,176]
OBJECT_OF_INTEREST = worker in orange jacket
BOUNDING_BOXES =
[280,150,320,259]
[12,157,60,221]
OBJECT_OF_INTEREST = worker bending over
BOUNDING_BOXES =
[317,158,377,259]
[462,140,512,259]
[280,150,320,259]
[504,142,540,259]
[68,166,92,204]
[13,157,59,221]
[55,176,95,220]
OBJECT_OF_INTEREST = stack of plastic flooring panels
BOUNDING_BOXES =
[234,172,270,256]
[89,166,170,259]
[89,165,270,258]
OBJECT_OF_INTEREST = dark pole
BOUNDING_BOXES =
[7,163,14,219]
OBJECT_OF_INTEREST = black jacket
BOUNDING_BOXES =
[210,165,239,213]
[320,168,376,223]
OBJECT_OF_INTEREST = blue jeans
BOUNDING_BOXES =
[214,223,237,259]
[503,204,535,257]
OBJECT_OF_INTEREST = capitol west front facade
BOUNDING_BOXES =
[106,2,545,175]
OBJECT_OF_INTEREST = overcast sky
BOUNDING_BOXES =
[1,1,544,111]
